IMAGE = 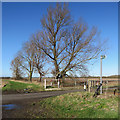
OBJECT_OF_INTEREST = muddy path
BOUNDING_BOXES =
[2,98,45,118]
[2,89,82,119]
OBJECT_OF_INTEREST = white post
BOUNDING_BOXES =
[51,81,52,86]
[44,79,46,89]
[58,79,60,88]
[100,56,102,94]
[75,80,76,86]
[100,55,106,94]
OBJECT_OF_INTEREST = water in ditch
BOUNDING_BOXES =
[0,104,21,110]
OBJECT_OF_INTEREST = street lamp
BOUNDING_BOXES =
[100,55,106,94]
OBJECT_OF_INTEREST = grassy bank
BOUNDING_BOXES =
[2,80,44,94]
[29,92,118,118]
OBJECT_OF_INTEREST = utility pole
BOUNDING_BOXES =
[100,56,102,94]
[100,55,106,94]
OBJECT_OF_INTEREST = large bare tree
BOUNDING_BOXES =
[10,56,23,80]
[34,3,104,78]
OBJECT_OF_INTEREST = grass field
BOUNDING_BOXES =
[2,80,44,94]
[29,92,118,118]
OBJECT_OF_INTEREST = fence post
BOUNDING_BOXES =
[51,81,53,86]
[93,81,94,87]
[95,81,96,87]
[75,80,76,86]
[44,79,46,89]
[106,81,108,91]
[88,80,91,92]
[58,79,60,88]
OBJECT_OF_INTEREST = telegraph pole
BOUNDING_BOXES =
[100,55,106,94]
[100,56,102,94]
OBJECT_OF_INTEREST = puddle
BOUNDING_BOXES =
[0,104,21,110]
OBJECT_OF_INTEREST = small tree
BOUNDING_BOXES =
[18,41,36,82]
[11,56,23,80]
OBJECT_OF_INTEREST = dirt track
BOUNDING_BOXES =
[2,89,82,118]
[2,89,82,104]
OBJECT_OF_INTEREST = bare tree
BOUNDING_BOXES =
[31,36,46,82]
[18,41,36,82]
[10,56,23,80]
[34,3,104,79]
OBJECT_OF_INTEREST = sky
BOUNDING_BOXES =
[1,2,118,77]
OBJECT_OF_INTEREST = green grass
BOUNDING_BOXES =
[1,79,9,82]
[2,80,44,93]
[33,92,118,118]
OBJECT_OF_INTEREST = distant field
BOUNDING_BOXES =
[28,92,118,118]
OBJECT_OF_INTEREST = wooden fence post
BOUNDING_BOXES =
[88,80,91,92]
[106,81,108,91]
[91,81,92,87]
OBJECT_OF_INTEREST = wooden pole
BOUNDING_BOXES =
[88,80,91,92]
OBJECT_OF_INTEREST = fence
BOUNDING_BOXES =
[43,78,87,89]
[44,79,60,89]
[87,79,119,95]
[42,77,119,93]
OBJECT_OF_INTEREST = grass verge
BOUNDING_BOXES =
[29,92,118,118]
[2,80,44,94]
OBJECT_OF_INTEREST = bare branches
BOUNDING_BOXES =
[31,38,46,82]
[10,56,23,79]
[11,3,105,79]
[35,3,104,78]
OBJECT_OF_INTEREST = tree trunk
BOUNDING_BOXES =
[39,75,42,82]
[38,72,42,82]
[29,71,32,82]
[62,75,65,86]
[54,60,59,76]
